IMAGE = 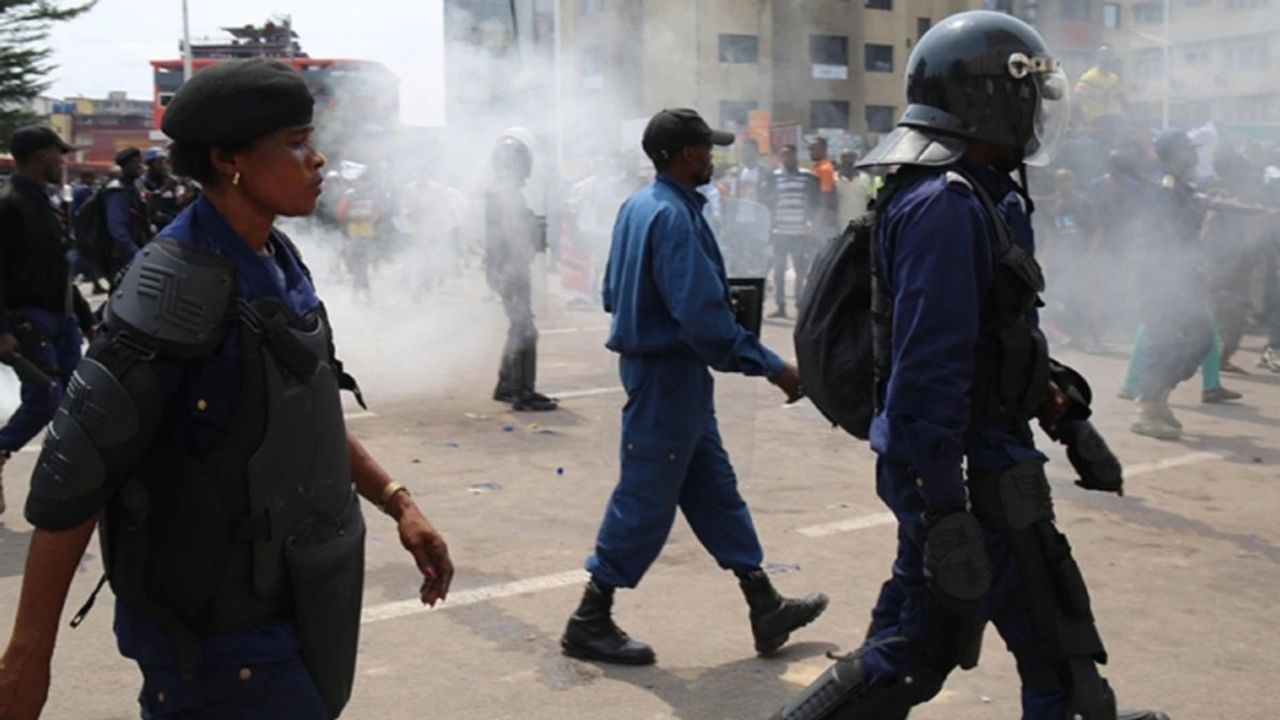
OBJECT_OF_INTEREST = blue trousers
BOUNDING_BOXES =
[138,658,327,719]
[130,620,327,720]
[859,457,1068,719]
[0,308,82,454]
[586,353,764,588]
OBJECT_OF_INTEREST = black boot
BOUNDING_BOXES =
[738,569,829,655]
[513,390,558,412]
[560,581,655,666]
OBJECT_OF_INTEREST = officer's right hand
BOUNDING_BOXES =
[773,361,804,404]
[0,335,17,363]
[0,644,51,720]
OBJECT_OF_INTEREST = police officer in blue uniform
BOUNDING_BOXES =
[560,109,828,666]
[0,59,453,719]
[771,13,1168,720]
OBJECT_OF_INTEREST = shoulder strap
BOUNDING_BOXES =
[945,166,1012,255]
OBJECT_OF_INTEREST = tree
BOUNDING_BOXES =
[0,0,96,150]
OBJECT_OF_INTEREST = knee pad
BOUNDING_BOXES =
[968,460,1054,531]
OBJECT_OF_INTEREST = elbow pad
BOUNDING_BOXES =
[25,354,160,530]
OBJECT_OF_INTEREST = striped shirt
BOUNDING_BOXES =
[771,169,818,237]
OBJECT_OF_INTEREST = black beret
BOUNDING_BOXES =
[162,58,314,147]
[115,147,141,165]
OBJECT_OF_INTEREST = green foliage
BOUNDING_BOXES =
[0,0,96,149]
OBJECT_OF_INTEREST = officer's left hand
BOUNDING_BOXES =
[394,501,455,607]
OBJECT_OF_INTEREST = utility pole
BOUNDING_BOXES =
[1161,0,1170,128]
[182,0,194,83]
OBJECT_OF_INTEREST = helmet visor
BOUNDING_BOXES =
[1024,64,1071,167]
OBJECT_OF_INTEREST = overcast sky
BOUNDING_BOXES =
[43,0,447,126]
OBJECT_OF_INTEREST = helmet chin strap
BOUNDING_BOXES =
[1017,164,1036,217]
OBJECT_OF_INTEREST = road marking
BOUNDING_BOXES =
[542,326,610,336]
[795,512,896,538]
[793,453,1221,539]
[553,386,623,400]
[361,569,589,625]
[1121,451,1222,477]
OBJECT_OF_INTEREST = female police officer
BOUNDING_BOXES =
[0,59,453,719]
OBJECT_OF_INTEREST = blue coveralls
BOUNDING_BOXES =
[585,174,784,589]
[860,162,1069,719]
[112,198,328,719]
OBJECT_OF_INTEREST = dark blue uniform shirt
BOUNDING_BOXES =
[115,197,321,667]
[870,162,1047,513]
[603,174,783,378]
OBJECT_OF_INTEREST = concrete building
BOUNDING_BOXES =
[1024,0,1280,137]
[547,0,986,158]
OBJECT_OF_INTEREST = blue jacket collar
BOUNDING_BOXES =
[656,173,707,209]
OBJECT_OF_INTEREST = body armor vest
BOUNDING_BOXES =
[101,293,364,717]
[872,166,1050,424]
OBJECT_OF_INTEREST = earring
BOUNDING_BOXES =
[232,171,241,186]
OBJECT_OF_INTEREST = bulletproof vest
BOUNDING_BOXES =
[872,166,1050,424]
[101,296,365,666]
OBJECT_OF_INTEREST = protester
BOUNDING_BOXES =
[767,144,818,318]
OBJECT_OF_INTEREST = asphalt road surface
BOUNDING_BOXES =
[1,270,1276,719]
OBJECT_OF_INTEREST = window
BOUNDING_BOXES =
[718,34,759,63]
[1224,37,1268,71]
[866,0,892,9]
[865,44,894,73]
[1133,2,1165,23]
[865,105,896,133]
[720,100,759,131]
[811,101,851,130]
[1060,0,1092,20]
[1183,42,1211,65]
[917,17,932,39]
[578,0,603,15]
[811,35,850,79]
[1102,2,1121,28]
[581,46,604,90]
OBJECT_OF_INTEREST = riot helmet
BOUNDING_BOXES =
[492,135,533,183]
[899,11,1070,167]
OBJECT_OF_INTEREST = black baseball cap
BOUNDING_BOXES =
[642,108,735,161]
[9,125,73,162]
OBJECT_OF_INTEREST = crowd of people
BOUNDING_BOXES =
[1034,47,1280,440]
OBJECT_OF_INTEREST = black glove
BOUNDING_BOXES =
[923,512,992,613]
[1062,420,1124,496]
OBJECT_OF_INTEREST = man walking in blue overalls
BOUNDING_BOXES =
[560,109,829,666]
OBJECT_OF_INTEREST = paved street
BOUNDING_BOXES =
[2,268,1277,719]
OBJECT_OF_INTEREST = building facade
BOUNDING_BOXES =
[547,0,987,157]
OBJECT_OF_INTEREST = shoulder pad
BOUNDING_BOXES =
[106,237,236,358]
[944,171,974,192]
[858,126,967,169]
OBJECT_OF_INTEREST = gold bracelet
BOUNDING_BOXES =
[378,482,410,515]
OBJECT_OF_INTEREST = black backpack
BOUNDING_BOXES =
[72,185,119,273]
[793,166,1006,439]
